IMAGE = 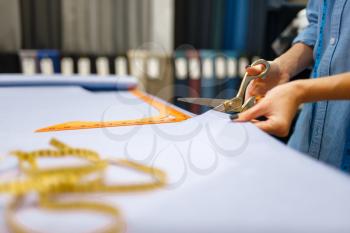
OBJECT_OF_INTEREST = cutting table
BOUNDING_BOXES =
[1,75,350,233]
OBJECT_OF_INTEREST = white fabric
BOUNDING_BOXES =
[0,87,350,233]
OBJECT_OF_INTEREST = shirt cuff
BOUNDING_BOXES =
[292,27,317,47]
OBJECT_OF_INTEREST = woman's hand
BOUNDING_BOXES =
[245,60,291,101]
[234,81,304,137]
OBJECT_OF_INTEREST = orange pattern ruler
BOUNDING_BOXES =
[36,90,192,132]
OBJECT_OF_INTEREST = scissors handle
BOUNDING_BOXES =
[236,59,270,102]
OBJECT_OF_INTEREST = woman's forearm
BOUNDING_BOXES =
[293,72,350,103]
[274,43,314,80]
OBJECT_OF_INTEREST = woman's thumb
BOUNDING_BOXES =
[232,102,265,122]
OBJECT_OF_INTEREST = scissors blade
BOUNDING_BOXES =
[177,98,227,108]
[212,103,226,112]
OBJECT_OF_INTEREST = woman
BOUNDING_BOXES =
[233,0,350,172]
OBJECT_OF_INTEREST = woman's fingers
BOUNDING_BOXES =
[246,75,269,99]
[231,96,291,137]
[253,120,274,134]
[254,119,289,137]
[246,64,265,76]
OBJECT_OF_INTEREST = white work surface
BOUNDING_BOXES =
[1,86,350,233]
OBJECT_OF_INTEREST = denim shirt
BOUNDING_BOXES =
[288,0,350,172]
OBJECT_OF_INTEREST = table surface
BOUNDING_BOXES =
[1,86,350,233]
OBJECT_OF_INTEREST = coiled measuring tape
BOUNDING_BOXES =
[36,90,191,132]
[6,196,125,233]
[0,138,167,233]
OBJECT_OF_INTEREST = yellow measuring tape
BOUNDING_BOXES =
[36,90,191,132]
[1,138,167,233]
[6,196,125,233]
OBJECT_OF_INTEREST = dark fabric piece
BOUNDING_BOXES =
[187,0,200,48]
[48,0,62,49]
[246,0,268,56]
[20,0,35,49]
[210,0,225,49]
[33,0,50,49]
[0,53,20,73]
[174,0,187,49]
[198,0,212,49]
[264,3,304,59]
[22,0,62,49]
[232,0,249,51]
[223,0,236,50]
[173,50,189,110]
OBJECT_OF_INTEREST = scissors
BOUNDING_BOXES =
[178,59,270,113]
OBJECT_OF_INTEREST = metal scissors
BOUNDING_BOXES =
[178,59,270,113]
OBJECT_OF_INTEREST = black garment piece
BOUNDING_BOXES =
[187,0,200,48]
[198,0,212,49]
[174,0,187,49]
[33,0,50,49]
[246,0,268,56]
[21,0,62,49]
[20,0,35,49]
[0,53,20,73]
[48,0,62,49]
[210,0,225,50]
[264,3,305,59]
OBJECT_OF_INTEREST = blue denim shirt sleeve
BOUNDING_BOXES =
[293,0,320,47]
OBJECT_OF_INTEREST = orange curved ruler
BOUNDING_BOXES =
[36,90,191,133]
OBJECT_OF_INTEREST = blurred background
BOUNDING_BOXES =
[0,0,308,113]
